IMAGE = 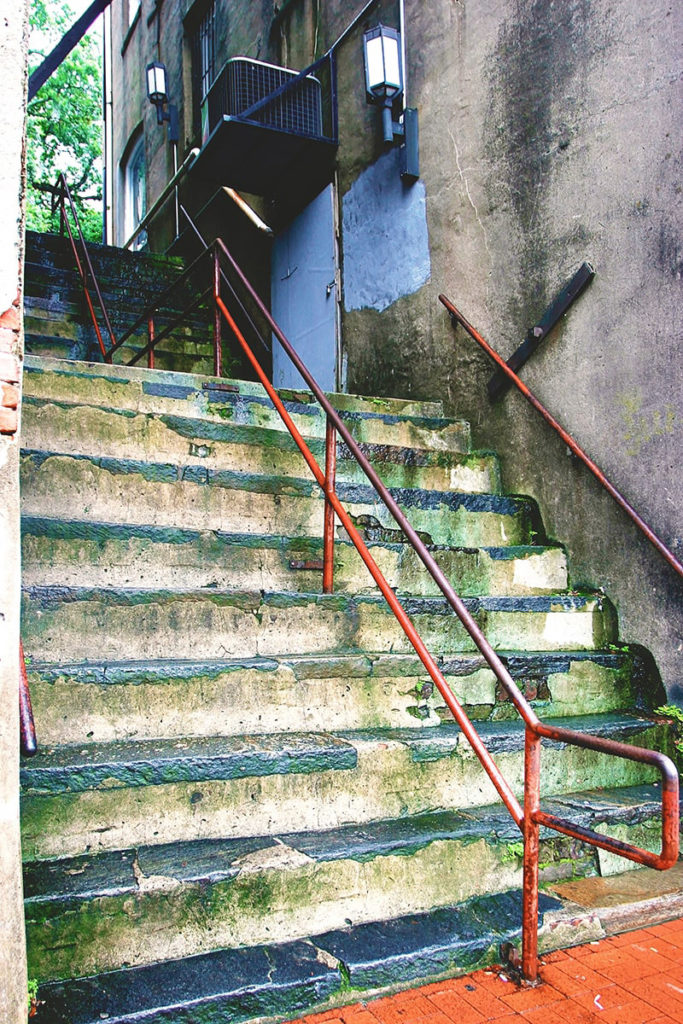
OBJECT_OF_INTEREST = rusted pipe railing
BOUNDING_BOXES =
[210,239,677,983]
[147,318,155,370]
[323,417,337,593]
[213,272,526,828]
[122,147,199,251]
[52,215,677,981]
[439,294,683,580]
[19,641,37,757]
[54,175,117,361]
[213,247,223,378]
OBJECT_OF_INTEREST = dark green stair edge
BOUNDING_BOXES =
[20,714,664,796]
[22,356,455,433]
[21,584,606,617]
[32,889,562,1024]
[21,515,556,561]
[24,783,674,907]
[22,449,532,522]
[22,649,632,687]
[21,394,492,475]
[21,731,357,795]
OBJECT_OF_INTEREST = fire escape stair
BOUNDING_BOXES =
[19,257,681,1022]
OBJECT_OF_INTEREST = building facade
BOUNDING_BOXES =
[104,0,682,691]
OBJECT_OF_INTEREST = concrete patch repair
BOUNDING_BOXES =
[342,147,430,313]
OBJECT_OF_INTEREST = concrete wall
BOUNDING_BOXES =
[340,0,682,696]
[109,0,681,695]
[0,0,29,1018]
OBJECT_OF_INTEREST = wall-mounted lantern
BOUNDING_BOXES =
[362,25,419,182]
[146,61,179,142]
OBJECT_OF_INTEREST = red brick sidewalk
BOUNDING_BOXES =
[285,919,683,1024]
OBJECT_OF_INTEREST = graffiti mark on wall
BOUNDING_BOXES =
[617,390,676,456]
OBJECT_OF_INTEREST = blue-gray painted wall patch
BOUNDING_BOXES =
[342,148,431,313]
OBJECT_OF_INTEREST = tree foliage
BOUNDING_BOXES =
[27,0,104,241]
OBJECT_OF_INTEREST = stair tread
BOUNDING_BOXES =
[30,889,561,1024]
[22,393,489,467]
[25,449,523,506]
[21,513,561,559]
[22,581,609,611]
[24,782,670,905]
[21,712,657,795]
[21,730,357,794]
[23,354,449,422]
[24,647,629,678]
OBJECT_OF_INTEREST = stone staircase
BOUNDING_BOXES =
[19,267,680,1022]
[23,231,216,374]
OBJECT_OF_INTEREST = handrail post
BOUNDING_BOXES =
[213,245,223,378]
[59,179,66,237]
[522,727,541,983]
[323,415,337,593]
[147,317,155,369]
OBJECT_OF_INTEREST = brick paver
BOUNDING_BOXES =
[284,920,683,1024]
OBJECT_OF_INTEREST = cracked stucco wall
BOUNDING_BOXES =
[0,0,29,1019]
[339,0,682,695]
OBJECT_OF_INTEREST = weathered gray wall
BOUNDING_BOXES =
[342,0,682,696]
[0,0,29,1018]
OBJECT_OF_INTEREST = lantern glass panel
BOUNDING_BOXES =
[382,36,401,93]
[146,63,167,103]
[365,35,386,92]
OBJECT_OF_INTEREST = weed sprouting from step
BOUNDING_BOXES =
[654,705,683,761]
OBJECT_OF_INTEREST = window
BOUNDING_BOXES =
[123,134,147,249]
[190,1,216,138]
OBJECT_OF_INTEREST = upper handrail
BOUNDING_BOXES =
[123,148,200,250]
[439,294,683,580]
[54,174,117,362]
[105,243,214,360]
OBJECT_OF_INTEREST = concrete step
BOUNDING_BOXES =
[24,335,217,377]
[23,234,214,370]
[22,396,501,494]
[29,888,564,1023]
[20,451,541,549]
[22,267,208,317]
[24,231,187,295]
[21,517,567,595]
[24,783,670,984]
[23,356,459,450]
[20,585,617,664]
[24,308,214,353]
[23,649,646,746]
[20,714,666,860]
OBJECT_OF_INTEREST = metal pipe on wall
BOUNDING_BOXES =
[398,0,407,109]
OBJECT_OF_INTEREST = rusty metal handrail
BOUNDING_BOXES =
[53,174,117,362]
[36,211,678,980]
[122,147,199,251]
[439,294,683,580]
[54,177,221,373]
[208,238,678,982]
[19,641,37,757]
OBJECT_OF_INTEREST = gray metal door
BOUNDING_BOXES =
[271,184,337,391]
